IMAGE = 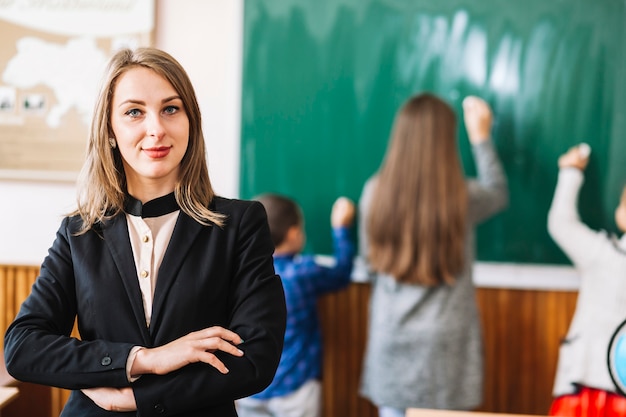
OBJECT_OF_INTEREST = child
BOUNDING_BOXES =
[358,94,508,416]
[236,194,356,417]
[547,144,626,416]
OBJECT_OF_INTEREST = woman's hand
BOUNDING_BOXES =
[131,326,244,377]
[82,327,243,411]
[82,387,136,412]
[463,96,493,145]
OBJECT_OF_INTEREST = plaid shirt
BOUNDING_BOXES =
[251,226,355,399]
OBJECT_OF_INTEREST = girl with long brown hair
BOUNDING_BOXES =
[358,93,508,417]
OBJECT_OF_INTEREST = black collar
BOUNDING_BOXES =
[124,192,179,218]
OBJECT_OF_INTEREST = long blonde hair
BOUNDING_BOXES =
[73,47,224,233]
[367,93,467,285]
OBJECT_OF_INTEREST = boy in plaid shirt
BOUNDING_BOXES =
[237,193,355,417]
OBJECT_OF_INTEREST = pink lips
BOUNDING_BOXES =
[143,146,171,159]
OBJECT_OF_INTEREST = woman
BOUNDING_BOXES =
[4,47,286,416]
[358,93,508,417]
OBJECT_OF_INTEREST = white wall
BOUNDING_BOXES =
[0,0,242,265]
[155,0,242,200]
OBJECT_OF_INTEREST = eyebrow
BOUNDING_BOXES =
[162,95,182,104]
[117,95,182,107]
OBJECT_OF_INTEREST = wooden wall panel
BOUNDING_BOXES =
[1,265,578,417]
[319,284,377,417]
[0,265,69,417]
[476,288,577,415]
[0,265,38,334]
[318,284,577,417]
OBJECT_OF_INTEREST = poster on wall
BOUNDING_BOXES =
[0,0,155,181]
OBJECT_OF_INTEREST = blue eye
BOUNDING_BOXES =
[164,105,179,115]
[125,108,142,117]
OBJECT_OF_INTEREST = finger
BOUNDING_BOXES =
[193,327,244,345]
[198,352,230,374]
[209,326,243,344]
[202,338,245,357]
[578,143,591,159]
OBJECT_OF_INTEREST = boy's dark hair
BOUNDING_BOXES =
[255,193,302,247]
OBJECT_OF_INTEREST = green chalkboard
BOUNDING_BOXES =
[240,0,626,265]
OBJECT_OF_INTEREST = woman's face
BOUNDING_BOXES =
[615,188,626,233]
[110,66,189,197]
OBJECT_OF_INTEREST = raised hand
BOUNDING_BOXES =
[331,197,355,228]
[462,96,493,144]
[558,144,590,171]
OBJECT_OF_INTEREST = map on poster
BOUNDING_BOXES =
[0,0,154,181]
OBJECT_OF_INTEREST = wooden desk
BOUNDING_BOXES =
[0,345,19,417]
[407,409,547,417]
[0,387,18,406]
[0,387,19,416]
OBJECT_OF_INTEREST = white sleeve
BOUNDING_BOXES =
[547,168,602,265]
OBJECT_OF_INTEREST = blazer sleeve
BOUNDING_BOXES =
[3,216,134,389]
[132,200,287,416]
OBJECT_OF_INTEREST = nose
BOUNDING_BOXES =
[146,112,166,139]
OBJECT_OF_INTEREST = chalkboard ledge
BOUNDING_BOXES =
[472,262,579,291]
[339,256,580,292]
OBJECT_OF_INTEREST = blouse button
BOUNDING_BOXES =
[142,235,149,243]
[140,270,149,278]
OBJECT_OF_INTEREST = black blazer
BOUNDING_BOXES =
[4,197,286,416]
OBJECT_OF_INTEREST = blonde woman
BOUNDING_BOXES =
[4,47,286,416]
[358,93,508,416]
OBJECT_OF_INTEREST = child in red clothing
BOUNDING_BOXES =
[547,145,626,416]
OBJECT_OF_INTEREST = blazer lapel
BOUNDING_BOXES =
[150,213,203,331]
[102,214,152,343]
